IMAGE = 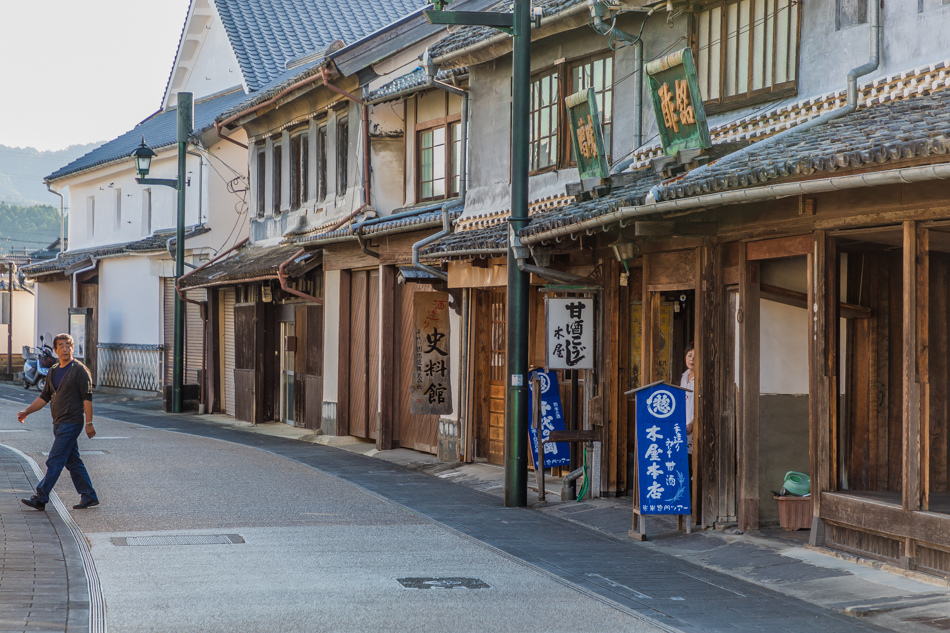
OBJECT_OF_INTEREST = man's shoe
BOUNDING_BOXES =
[21,496,46,511]
[73,499,99,509]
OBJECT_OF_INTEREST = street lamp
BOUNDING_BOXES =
[131,92,193,414]
[131,137,157,178]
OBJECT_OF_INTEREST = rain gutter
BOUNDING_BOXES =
[523,162,950,245]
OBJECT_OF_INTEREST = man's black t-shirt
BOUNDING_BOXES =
[39,361,93,426]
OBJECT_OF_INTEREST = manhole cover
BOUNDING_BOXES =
[111,534,244,547]
[397,577,490,590]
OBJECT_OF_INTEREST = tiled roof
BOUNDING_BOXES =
[21,226,209,278]
[214,0,423,92]
[366,67,468,104]
[651,87,950,203]
[429,0,585,62]
[179,242,305,288]
[46,90,249,182]
[421,222,508,258]
[287,201,461,246]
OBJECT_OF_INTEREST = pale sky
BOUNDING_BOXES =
[0,0,193,152]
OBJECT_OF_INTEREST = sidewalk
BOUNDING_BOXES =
[86,395,949,633]
[0,444,89,633]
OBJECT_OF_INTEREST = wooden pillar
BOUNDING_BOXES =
[378,265,396,450]
[206,289,220,413]
[738,244,760,531]
[604,258,623,495]
[903,220,925,513]
[697,242,722,528]
[337,270,352,436]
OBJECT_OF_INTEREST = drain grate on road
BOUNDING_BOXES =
[111,534,245,547]
[397,577,490,590]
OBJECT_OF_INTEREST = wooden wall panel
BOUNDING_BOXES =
[930,254,949,493]
[394,281,438,454]
[348,272,368,438]
[367,270,380,441]
[647,250,697,288]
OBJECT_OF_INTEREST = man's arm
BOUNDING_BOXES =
[83,401,95,439]
[18,397,48,423]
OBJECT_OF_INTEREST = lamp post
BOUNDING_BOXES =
[132,91,193,414]
[426,1,531,506]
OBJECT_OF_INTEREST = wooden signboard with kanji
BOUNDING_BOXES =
[645,47,712,157]
[410,291,453,415]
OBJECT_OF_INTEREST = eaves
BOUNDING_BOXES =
[432,2,591,69]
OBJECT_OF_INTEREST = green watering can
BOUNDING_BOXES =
[781,471,811,497]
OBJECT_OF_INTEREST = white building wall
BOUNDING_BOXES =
[34,281,70,343]
[97,257,161,345]
[0,290,36,356]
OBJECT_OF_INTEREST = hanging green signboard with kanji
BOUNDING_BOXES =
[645,48,711,157]
[566,87,609,179]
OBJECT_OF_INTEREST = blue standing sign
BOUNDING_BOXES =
[528,369,571,470]
[634,381,691,516]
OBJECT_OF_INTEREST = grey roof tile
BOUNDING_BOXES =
[652,88,950,203]
[214,0,423,92]
[46,90,249,182]
[366,67,468,104]
[179,242,305,287]
[429,0,585,61]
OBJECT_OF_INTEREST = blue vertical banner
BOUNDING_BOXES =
[528,369,571,469]
[635,383,691,516]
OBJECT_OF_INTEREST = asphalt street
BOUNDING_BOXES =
[0,390,665,633]
[1,384,947,633]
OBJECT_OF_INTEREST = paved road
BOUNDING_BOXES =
[0,386,935,632]
[0,392,665,633]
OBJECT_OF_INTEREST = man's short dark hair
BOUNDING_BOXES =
[52,333,74,349]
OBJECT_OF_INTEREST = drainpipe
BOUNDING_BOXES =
[186,147,204,224]
[46,183,65,256]
[71,257,98,309]
[510,228,583,283]
[645,0,881,201]
[277,248,323,304]
[412,200,462,282]
[319,66,372,209]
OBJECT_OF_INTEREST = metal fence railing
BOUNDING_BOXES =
[97,343,163,392]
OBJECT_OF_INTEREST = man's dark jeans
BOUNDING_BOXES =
[35,422,97,505]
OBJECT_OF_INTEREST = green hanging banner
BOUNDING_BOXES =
[645,47,712,157]
[566,87,609,179]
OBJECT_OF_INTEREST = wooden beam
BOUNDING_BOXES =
[820,492,950,545]
[634,221,718,237]
[746,234,814,261]
[697,243,722,528]
[903,221,923,512]
[760,283,872,319]
[337,270,352,437]
[738,245,760,531]
[378,265,395,451]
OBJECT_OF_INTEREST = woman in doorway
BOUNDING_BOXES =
[680,343,695,475]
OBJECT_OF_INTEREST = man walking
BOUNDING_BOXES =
[18,333,99,510]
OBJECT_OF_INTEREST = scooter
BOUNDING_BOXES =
[19,336,55,392]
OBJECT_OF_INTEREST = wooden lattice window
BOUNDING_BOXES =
[272,142,282,214]
[316,126,327,202]
[694,0,801,113]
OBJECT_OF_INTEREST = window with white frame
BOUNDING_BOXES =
[272,142,283,214]
[255,146,266,218]
[417,119,462,201]
[114,188,122,231]
[336,118,348,195]
[837,0,866,28]
[86,196,95,239]
[316,125,327,202]
[528,53,614,174]
[142,188,152,236]
[290,132,307,211]
[694,0,801,113]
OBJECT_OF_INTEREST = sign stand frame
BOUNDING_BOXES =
[626,380,693,541]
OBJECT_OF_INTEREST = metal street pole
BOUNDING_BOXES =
[423,1,530,506]
[504,0,531,507]
[173,92,193,414]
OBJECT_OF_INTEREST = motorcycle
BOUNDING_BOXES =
[19,336,56,392]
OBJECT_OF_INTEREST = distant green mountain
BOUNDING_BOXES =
[0,203,61,254]
[0,143,101,206]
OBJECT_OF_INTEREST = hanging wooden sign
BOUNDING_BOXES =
[410,291,453,415]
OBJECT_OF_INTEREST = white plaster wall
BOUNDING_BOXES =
[0,291,36,355]
[323,269,341,403]
[189,128,250,254]
[34,281,70,343]
[97,257,161,345]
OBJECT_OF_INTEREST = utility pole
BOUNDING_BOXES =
[425,0,531,506]
[134,92,193,413]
